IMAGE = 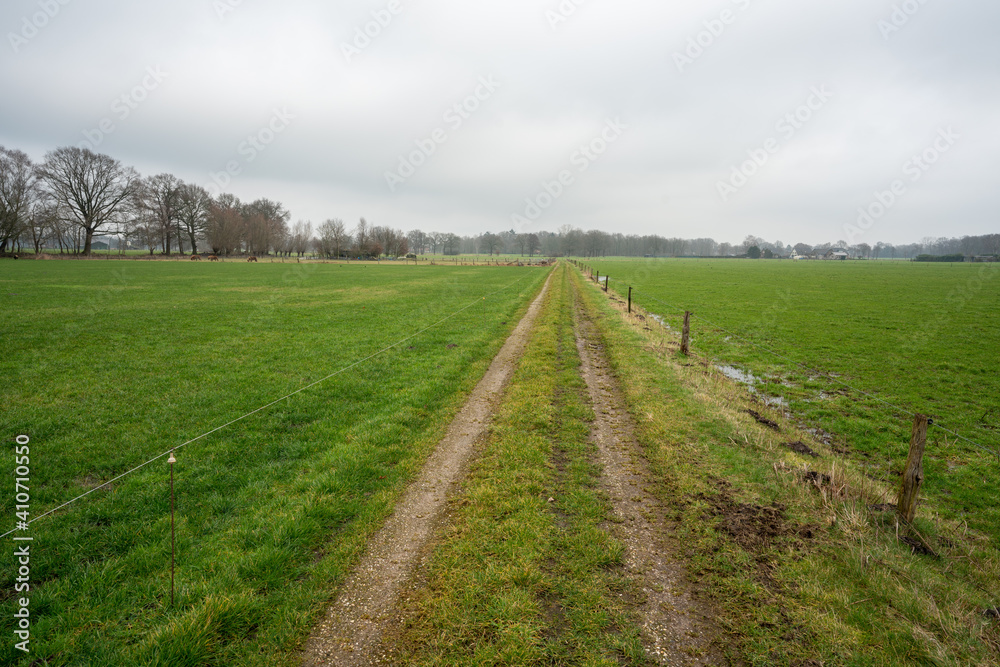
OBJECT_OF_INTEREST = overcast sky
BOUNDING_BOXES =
[2,0,997,245]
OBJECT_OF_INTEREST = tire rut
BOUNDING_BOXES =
[573,287,723,666]
[301,272,553,667]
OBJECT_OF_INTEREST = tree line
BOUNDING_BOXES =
[0,145,409,259]
[2,144,996,259]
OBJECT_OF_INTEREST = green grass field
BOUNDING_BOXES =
[0,260,547,666]
[568,269,1000,665]
[3,257,999,666]
[579,258,1000,540]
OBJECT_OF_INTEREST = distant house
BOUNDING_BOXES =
[824,249,849,260]
[972,255,998,263]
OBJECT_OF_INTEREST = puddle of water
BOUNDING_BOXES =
[716,364,762,386]
[716,365,789,408]
[764,395,790,408]
[650,314,676,332]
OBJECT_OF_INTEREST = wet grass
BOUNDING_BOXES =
[0,259,547,666]
[580,258,1000,543]
[572,266,1000,666]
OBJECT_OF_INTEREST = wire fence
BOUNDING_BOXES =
[1,270,541,541]
[572,262,999,461]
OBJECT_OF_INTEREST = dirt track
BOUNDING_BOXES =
[301,272,553,666]
[573,289,722,665]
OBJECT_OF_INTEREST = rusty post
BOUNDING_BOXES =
[168,451,176,606]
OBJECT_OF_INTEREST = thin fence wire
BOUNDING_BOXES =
[1,271,540,541]
[619,283,999,460]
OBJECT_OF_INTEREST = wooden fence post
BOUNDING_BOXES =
[897,414,930,524]
[680,311,692,355]
[628,286,632,314]
[604,276,609,292]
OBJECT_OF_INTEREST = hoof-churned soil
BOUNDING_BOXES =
[574,297,723,666]
[301,275,552,666]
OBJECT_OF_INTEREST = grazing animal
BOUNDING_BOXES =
[247,256,258,262]
[190,255,201,261]
[208,255,219,261]
[12,254,18,260]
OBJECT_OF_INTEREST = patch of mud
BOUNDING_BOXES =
[786,441,819,458]
[745,409,780,432]
[717,502,787,553]
[699,481,792,557]
[802,471,832,487]
[899,535,937,557]
[301,274,553,667]
[574,298,722,666]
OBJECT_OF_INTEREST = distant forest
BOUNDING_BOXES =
[2,144,997,259]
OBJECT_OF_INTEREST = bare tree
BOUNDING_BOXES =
[317,218,342,258]
[27,202,58,254]
[177,183,211,255]
[480,232,500,256]
[331,219,350,258]
[428,231,443,255]
[371,225,390,257]
[442,232,460,255]
[138,173,182,255]
[291,220,312,257]
[372,225,407,257]
[354,218,381,257]
[407,228,426,255]
[515,233,528,256]
[584,229,609,257]
[206,193,243,256]
[133,212,161,256]
[36,147,138,255]
[527,233,540,257]
[0,146,36,253]
[558,225,582,256]
[244,198,290,255]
